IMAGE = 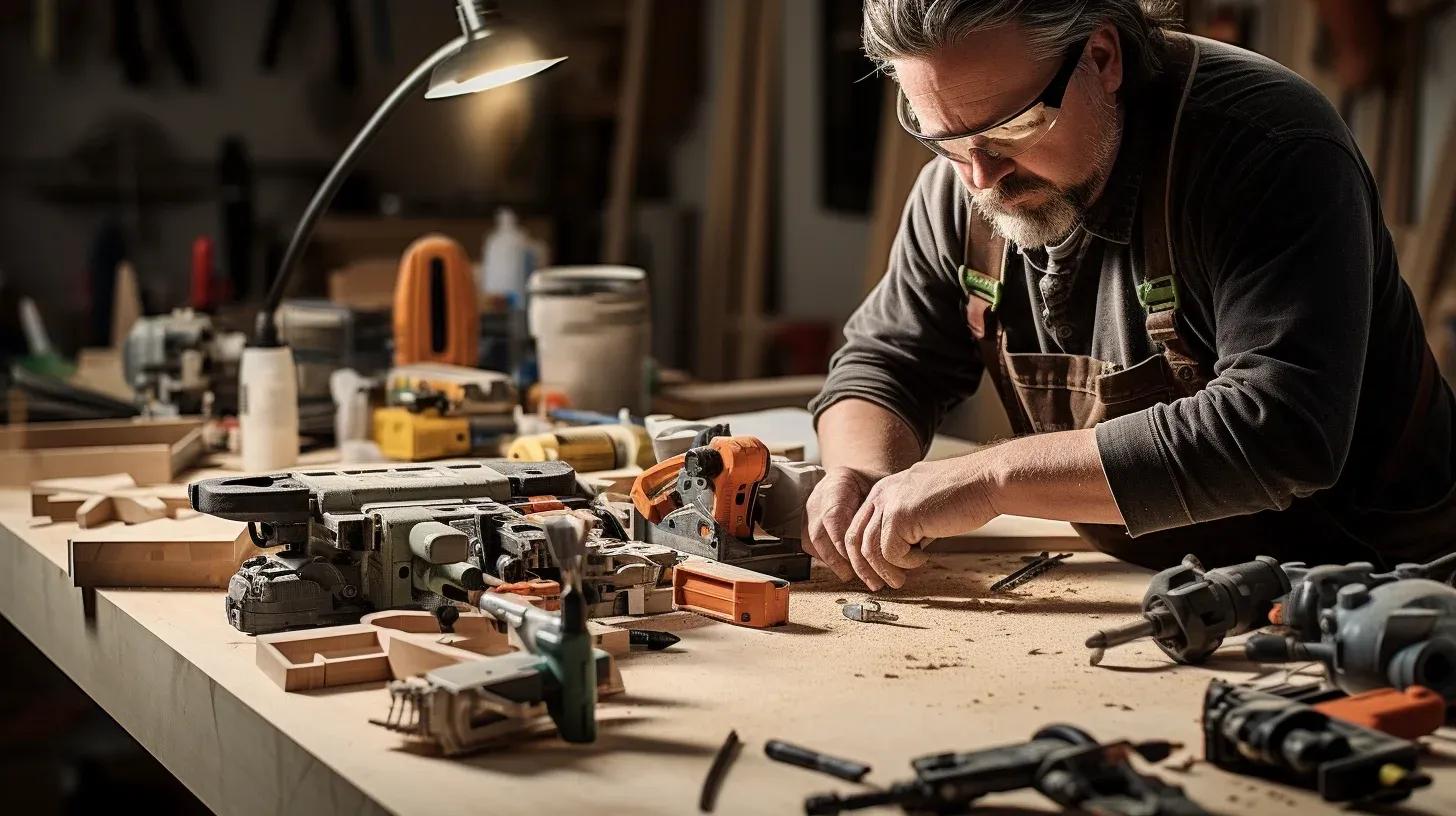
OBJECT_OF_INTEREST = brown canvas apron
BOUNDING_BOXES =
[959,34,1456,570]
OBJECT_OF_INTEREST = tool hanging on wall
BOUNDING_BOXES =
[393,234,480,368]
[113,0,200,86]
[259,0,359,88]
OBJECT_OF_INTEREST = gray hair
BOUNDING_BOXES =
[862,0,1180,82]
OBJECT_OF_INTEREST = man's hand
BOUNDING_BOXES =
[802,466,879,581]
[841,455,999,591]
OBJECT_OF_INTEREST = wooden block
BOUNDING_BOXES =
[672,558,789,628]
[256,626,392,692]
[31,473,138,515]
[67,515,260,588]
[579,467,642,496]
[651,376,826,419]
[931,515,1087,553]
[589,622,631,656]
[362,610,510,658]
[0,419,204,486]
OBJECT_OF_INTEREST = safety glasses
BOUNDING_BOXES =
[897,38,1089,161]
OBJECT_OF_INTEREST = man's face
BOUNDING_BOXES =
[893,24,1125,248]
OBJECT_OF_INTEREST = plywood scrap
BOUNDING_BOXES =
[0,418,205,486]
[362,609,512,679]
[67,514,258,588]
[255,610,619,693]
[256,625,392,692]
[33,473,191,528]
[651,375,826,419]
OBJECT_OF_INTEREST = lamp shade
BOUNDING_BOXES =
[425,24,566,99]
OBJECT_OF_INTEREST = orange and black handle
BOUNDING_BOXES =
[630,436,770,538]
[393,234,480,367]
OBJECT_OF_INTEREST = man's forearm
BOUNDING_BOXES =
[817,398,923,478]
[978,428,1125,525]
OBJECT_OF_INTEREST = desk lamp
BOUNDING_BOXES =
[240,0,565,471]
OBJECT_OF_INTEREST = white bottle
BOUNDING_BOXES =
[239,345,300,472]
[329,368,381,463]
[480,207,531,298]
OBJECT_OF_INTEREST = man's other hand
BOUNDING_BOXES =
[803,466,879,581]
[841,456,999,591]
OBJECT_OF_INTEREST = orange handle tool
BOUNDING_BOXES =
[393,234,480,367]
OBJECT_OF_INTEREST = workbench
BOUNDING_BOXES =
[3,479,1455,816]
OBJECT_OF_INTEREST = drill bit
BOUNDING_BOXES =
[630,629,681,650]
[1084,609,1177,666]
[990,552,1072,592]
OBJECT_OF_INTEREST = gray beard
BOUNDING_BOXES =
[970,102,1122,249]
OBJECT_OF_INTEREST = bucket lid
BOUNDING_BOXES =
[529,266,646,296]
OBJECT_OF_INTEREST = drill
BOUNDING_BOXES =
[1273,550,1456,640]
[804,725,1207,816]
[1085,554,1289,665]
[1246,577,1456,706]
[1203,679,1430,803]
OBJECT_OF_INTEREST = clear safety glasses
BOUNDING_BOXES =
[897,38,1089,162]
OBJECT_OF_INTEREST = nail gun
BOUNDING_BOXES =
[629,431,812,581]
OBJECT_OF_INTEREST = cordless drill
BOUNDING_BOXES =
[1203,679,1430,803]
[804,725,1206,816]
[1085,554,1289,664]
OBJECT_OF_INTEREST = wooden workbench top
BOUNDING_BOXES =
[3,485,1454,816]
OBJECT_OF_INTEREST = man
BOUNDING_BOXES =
[805,0,1456,592]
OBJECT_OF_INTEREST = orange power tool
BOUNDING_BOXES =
[629,434,810,581]
[631,435,769,538]
[393,234,479,367]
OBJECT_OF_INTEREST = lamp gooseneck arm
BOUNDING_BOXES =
[253,34,468,346]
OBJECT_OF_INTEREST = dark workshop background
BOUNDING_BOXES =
[2,0,1456,811]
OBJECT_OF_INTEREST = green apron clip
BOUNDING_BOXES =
[1137,275,1179,313]
[960,266,1002,310]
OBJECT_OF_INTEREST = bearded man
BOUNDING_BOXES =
[805,0,1456,591]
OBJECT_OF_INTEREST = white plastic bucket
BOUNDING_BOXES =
[528,266,650,414]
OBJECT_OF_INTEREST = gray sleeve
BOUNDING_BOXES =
[1096,138,1376,536]
[809,159,984,453]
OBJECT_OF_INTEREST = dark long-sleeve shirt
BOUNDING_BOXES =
[810,39,1456,540]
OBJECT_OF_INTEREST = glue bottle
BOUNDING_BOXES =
[480,208,534,298]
